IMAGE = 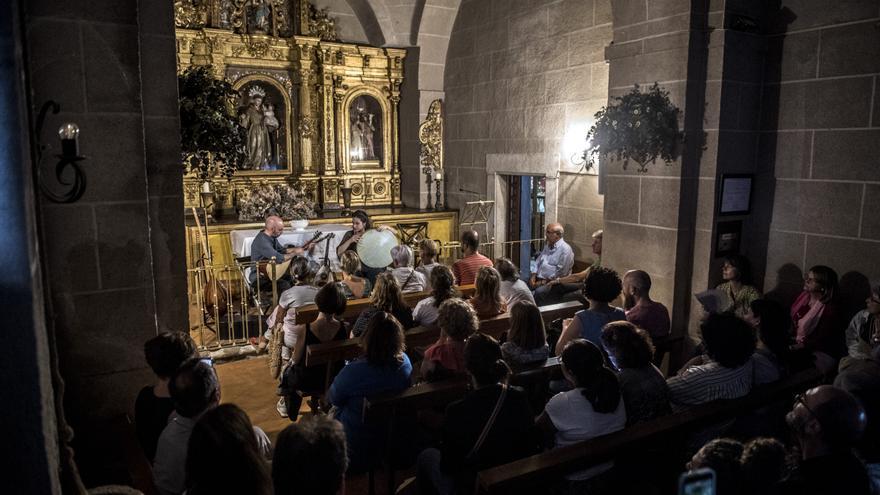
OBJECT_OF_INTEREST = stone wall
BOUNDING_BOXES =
[761,1,880,313]
[313,0,371,43]
[443,0,610,258]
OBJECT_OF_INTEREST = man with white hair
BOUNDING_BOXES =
[531,222,574,305]
[389,244,427,293]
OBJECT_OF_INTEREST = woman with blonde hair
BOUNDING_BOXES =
[501,301,549,366]
[350,272,414,337]
[339,250,371,299]
[422,298,479,381]
[416,238,442,290]
[469,266,507,319]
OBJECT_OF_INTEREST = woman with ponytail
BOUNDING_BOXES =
[537,339,627,483]
[416,333,540,494]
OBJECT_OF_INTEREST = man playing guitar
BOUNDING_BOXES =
[250,215,319,292]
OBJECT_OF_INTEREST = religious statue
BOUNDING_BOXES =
[252,0,271,33]
[239,85,278,170]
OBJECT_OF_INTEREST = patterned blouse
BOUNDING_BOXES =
[715,282,761,318]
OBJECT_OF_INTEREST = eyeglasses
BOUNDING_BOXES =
[794,393,821,426]
[545,230,562,235]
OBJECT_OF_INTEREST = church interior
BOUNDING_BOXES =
[3,0,880,493]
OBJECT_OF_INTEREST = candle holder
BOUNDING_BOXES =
[340,187,353,214]
[423,166,434,210]
[434,176,442,210]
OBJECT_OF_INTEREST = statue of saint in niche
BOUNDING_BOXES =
[349,95,382,162]
[238,85,279,170]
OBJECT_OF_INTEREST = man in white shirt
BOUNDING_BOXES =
[531,223,574,305]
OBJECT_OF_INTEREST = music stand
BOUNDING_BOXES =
[459,200,494,244]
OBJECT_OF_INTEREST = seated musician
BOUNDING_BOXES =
[541,229,603,305]
[530,223,574,306]
[250,215,315,292]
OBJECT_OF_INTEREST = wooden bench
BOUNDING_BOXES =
[294,284,477,325]
[110,414,157,495]
[475,367,824,494]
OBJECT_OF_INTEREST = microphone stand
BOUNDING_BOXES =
[319,232,336,281]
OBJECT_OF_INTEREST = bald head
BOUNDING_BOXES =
[624,270,652,294]
[544,223,564,246]
[461,230,480,253]
[264,215,284,238]
[788,385,867,452]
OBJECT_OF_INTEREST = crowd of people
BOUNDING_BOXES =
[137,212,880,494]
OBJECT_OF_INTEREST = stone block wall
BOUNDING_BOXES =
[443,0,610,259]
[313,0,371,43]
[761,1,880,311]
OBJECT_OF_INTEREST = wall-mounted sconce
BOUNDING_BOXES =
[562,121,594,174]
[35,101,87,203]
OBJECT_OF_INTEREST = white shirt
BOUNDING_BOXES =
[267,285,319,360]
[413,296,441,326]
[534,238,574,281]
[500,279,536,308]
[390,267,427,293]
[416,262,441,290]
[544,388,627,480]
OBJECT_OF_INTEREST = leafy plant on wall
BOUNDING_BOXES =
[178,65,246,181]
[586,83,683,173]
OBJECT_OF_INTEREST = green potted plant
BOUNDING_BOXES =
[585,83,683,173]
[178,65,246,189]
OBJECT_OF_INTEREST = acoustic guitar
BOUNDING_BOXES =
[256,230,323,282]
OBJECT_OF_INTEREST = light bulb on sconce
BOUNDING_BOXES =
[58,122,80,158]
[562,121,594,172]
[435,171,442,181]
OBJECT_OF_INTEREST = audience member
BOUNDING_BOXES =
[622,270,670,366]
[339,250,371,299]
[262,256,323,360]
[834,359,880,492]
[350,272,414,337]
[543,229,603,304]
[136,332,197,462]
[422,298,479,381]
[413,264,458,328]
[469,266,507,319]
[843,282,880,362]
[537,339,626,484]
[745,299,796,381]
[791,265,845,371]
[501,301,549,366]
[740,437,788,495]
[278,283,349,419]
[417,333,539,495]
[668,313,756,409]
[716,254,761,318]
[272,416,348,495]
[452,230,492,286]
[779,385,871,495]
[530,223,574,305]
[185,404,272,495]
[389,244,427,293]
[495,257,536,308]
[601,321,671,425]
[686,438,744,495]
[329,312,412,473]
[416,239,442,290]
[555,266,625,356]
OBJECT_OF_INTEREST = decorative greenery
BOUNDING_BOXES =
[178,65,246,181]
[585,83,683,172]
[237,182,316,221]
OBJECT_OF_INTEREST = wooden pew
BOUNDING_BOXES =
[475,367,824,495]
[110,414,158,495]
[294,284,477,325]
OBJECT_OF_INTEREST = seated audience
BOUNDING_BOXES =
[530,222,574,305]
[277,283,349,419]
[413,264,458,328]
[779,385,872,495]
[601,321,671,425]
[686,438,744,495]
[716,254,761,318]
[416,238,442,290]
[495,257,536,308]
[339,250,371,299]
[422,298,479,381]
[740,437,789,495]
[329,312,412,473]
[555,266,625,356]
[417,333,539,495]
[185,404,272,495]
[537,339,626,483]
[262,257,325,360]
[745,299,797,381]
[469,266,507,319]
[834,358,880,492]
[622,270,670,366]
[136,331,197,462]
[154,358,270,495]
[844,282,880,362]
[389,244,427,293]
[543,229,603,304]
[667,313,756,409]
[452,230,493,286]
[501,301,549,367]
[791,265,845,372]
[272,416,348,495]
[350,272,414,337]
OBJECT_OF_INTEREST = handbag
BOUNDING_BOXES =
[267,317,286,379]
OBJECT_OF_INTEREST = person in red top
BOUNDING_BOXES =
[421,298,478,382]
[452,230,493,286]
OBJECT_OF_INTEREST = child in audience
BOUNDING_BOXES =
[422,298,479,381]
[555,266,625,356]
[537,339,626,485]
[416,238,442,290]
[350,272,414,337]
[413,264,459,328]
[469,266,507,319]
[135,331,197,462]
[501,301,549,366]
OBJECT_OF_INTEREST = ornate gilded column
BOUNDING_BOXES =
[296,42,317,176]
[389,77,402,204]
[333,74,346,176]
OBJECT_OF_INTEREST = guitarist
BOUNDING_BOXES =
[250,215,316,292]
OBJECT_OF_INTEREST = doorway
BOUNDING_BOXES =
[505,175,545,280]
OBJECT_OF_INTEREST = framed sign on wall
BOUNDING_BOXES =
[719,174,753,216]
